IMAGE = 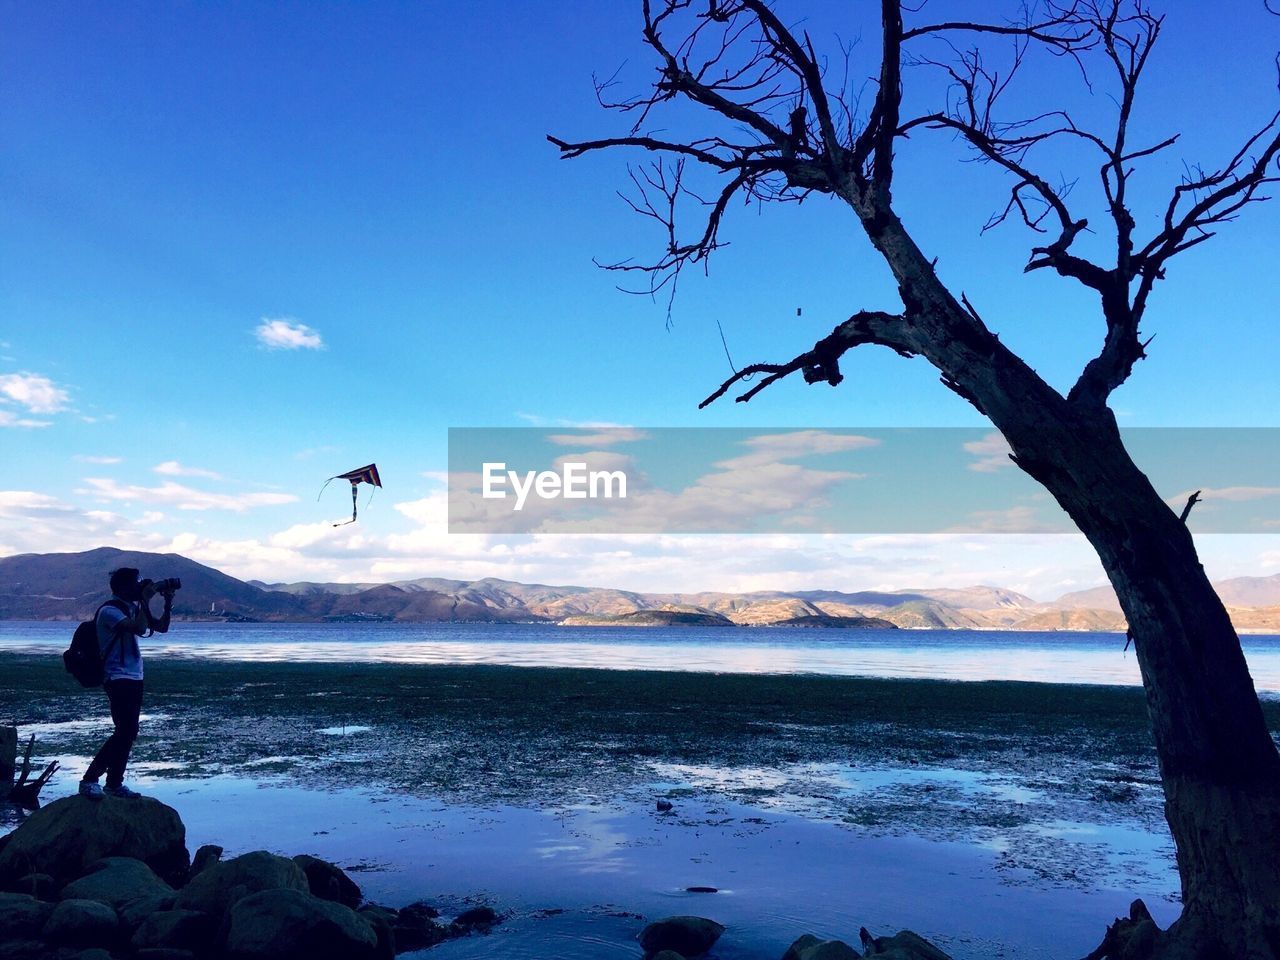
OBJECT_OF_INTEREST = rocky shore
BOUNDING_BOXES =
[0,794,953,960]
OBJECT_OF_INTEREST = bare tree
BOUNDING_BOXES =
[551,1,1280,956]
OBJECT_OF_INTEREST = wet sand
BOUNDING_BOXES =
[5,654,1278,958]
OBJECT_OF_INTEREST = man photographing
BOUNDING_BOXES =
[79,567,176,800]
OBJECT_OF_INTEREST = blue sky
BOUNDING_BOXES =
[2,1,1278,597]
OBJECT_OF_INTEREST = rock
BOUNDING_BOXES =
[0,891,55,938]
[0,795,189,887]
[391,902,448,952]
[356,905,396,960]
[292,854,362,909]
[65,949,115,960]
[173,850,308,924]
[782,933,861,960]
[11,872,57,900]
[191,844,223,876]
[42,898,120,948]
[452,904,499,931]
[222,887,381,960]
[357,903,398,925]
[61,857,174,911]
[859,929,953,960]
[135,950,198,960]
[0,942,48,960]
[118,892,177,931]
[397,901,439,922]
[131,909,214,952]
[638,916,725,957]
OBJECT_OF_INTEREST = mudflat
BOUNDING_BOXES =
[4,652,1278,887]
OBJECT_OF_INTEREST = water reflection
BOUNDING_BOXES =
[4,620,1280,692]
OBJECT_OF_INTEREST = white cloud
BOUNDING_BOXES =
[0,372,70,414]
[254,318,325,351]
[0,409,51,429]
[1168,486,1280,506]
[81,477,296,512]
[716,430,880,471]
[546,428,649,447]
[953,505,1062,533]
[75,455,123,464]
[0,490,168,556]
[154,460,223,480]
[963,432,1014,472]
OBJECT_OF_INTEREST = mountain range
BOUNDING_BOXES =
[2,546,1280,632]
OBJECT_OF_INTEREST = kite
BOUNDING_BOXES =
[319,463,382,526]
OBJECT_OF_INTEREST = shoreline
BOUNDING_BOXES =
[6,614,1280,635]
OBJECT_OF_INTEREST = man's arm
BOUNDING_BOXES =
[141,582,172,634]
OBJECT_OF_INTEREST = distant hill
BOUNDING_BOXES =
[3,546,1279,631]
[1054,573,1280,616]
[0,547,305,621]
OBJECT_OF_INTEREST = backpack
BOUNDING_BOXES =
[64,600,129,688]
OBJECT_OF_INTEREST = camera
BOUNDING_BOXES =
[151,577,183,594]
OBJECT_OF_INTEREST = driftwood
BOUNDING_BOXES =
[7,733,59,810]
[1080,899,1161,960]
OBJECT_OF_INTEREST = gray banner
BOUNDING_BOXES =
[448,427,1280,534]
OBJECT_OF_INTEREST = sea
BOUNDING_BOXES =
[4,620,1280,692]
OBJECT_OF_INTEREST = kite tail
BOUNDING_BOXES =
[317,477,338,501]
[332,484,357,527]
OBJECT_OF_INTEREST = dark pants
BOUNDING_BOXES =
[83,679,144,787]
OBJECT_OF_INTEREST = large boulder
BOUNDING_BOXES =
[222,888,382,960]
[42,898,121,948]
[61,857,174,911]
[292,854,362,909]
[355,905,395,959]
[452,904,499,933]
[132,909,215,952]
[389,901,450,951]
[0,892,54,939]
[173,851,308,924]
[0,941,48,960]
[638,916,725,957]
[783,934,861,960]
[9,873,57,901]
[191,844,223,877]
[0,796,189,887]
[860,929,953,960]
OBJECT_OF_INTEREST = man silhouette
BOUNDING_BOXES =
[79,567,172,799]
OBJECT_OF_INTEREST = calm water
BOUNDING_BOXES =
[5,620,1280,691]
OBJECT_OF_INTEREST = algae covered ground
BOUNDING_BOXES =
[8,652,1273,894]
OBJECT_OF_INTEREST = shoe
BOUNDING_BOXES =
[103,783,142,799]
[79,781,104,801]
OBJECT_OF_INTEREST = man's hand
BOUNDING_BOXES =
[140,580,158,601]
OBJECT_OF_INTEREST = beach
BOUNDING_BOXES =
[7,646,1274,958]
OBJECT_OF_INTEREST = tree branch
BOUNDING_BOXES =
[699,310,910,407]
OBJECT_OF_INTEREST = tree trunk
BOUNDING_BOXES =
[1001,408,1280,958]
